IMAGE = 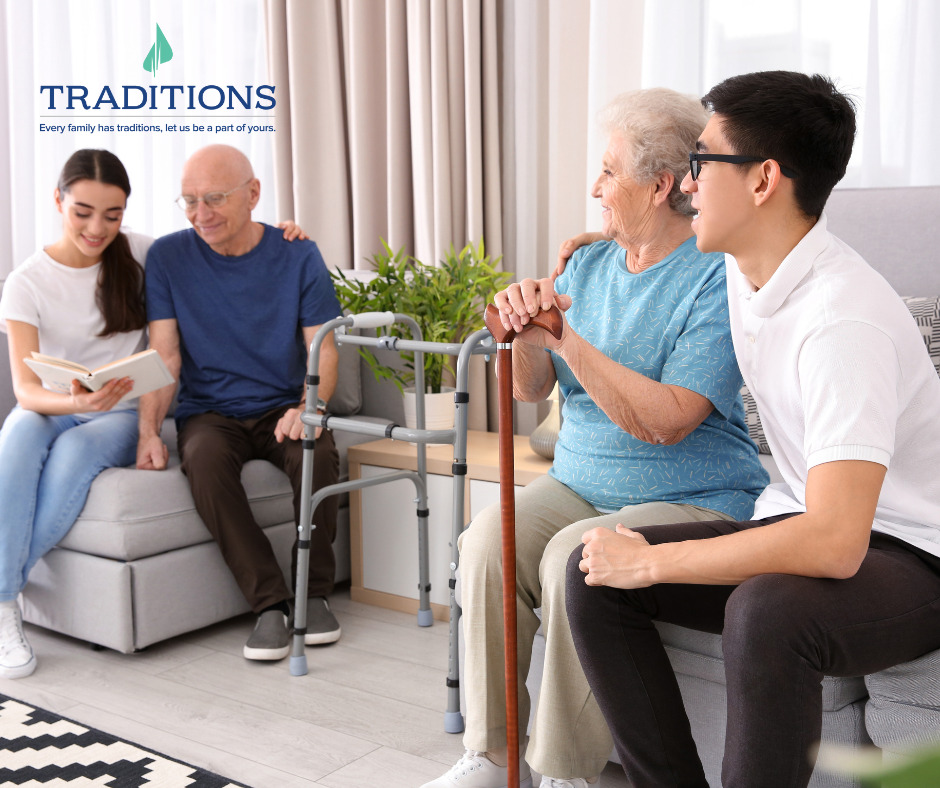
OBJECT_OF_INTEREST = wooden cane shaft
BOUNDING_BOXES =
[497,345,520,788]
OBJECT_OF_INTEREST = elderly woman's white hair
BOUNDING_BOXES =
[598,87,708,216]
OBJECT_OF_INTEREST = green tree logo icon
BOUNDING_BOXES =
[143,24,173,75]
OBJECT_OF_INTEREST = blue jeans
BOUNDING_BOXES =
[0,406,138,601]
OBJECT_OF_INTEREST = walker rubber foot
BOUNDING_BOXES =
[417,608,434,627]
[444,711,465,734]
[289,655,309,676]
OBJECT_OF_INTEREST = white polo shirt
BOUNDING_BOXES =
[726,214,940,556]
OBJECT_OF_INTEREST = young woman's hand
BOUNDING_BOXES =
[69,377,133,412]
[276,221,309,241]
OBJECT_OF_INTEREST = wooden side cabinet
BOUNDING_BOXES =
[348,430,552,620]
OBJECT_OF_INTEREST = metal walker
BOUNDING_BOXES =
[290,310,496,734]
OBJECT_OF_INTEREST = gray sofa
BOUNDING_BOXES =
[0,277,401,654]
[519,186,940,787]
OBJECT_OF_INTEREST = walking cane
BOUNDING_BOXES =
[483,302,563,788]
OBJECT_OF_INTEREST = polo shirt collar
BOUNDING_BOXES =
[743,213,830,319]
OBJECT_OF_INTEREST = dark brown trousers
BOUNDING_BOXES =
[178,405,339,613]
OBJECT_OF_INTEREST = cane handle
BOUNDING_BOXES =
[484,303,564,343]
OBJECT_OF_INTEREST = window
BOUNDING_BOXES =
[1,0,275,278]
[641,0,940,188]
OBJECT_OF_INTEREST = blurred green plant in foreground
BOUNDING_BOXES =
[816,741,940,787]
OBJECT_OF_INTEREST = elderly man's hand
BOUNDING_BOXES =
[274,406,322,443]
[136,434,169,471]
[493,279,572,345]
[579,524,653,588]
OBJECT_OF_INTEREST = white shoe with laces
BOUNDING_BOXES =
[0,601,37,679]
[419,749,532,788]
[539,778,599,788]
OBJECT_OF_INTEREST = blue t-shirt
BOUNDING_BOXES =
[550,238,768,519]
[145,224,342,425]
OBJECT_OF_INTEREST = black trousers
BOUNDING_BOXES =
[565,516,940,788]
[179,405,339,613]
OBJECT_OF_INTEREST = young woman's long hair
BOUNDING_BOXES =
[57,150,146,336]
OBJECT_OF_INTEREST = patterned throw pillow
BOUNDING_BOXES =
[741,295,940,455]
[741,384,772,454]
[904,295,940,375]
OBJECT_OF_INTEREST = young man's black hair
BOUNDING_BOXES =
[701,70,856,218]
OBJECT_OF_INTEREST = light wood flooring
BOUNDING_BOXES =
[0,588,631,787]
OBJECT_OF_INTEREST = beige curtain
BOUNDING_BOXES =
[264,0,502,271]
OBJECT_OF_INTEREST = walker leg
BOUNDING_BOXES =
[416,504,433,627]
[290,437,317,675]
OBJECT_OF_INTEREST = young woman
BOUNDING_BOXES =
[0,149,147,679]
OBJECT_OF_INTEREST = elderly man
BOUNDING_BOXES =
[137,144,342,661]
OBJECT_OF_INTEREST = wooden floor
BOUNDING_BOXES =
[0,588,630,788]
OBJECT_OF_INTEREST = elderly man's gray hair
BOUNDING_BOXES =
[598,88,708,216]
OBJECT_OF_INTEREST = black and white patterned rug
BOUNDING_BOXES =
[0,693,247,787]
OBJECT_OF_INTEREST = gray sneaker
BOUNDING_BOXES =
[243,609,290,661]
[304,596,341,645]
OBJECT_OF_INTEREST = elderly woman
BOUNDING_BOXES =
[421,89,768,788]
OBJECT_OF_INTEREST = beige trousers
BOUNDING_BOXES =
[457,474,734,779]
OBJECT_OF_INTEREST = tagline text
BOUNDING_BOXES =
[38,122,276,135]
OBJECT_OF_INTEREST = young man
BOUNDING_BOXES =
[566,71,940,788]
[138,144,342,662]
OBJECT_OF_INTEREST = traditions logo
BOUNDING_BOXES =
[39,19,275,112]
[143,24,173,75]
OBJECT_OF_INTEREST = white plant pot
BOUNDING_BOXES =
[403,386,455,444]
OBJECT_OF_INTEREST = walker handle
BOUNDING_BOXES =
[348,311,396,329]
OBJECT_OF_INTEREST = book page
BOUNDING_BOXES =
[29,352,92,375]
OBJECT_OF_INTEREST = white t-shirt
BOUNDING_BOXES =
[726,214,940,556]
[0,232,153,403]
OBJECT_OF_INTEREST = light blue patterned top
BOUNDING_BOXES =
[550,238,768,519]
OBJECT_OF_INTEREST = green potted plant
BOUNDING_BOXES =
[331,238,512,428]
[815,741,940,787]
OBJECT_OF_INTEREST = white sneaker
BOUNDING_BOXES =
[420,749,533,788]
[539,778,599,788]
[0,601,37,679]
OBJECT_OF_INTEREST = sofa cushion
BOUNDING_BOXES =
[741,294,940,455]
[864,647,940,752]
[326,332,362,416]
[58,456,294,562]
[62,412,391,563]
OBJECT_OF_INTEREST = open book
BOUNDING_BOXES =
[24,349,174,403]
